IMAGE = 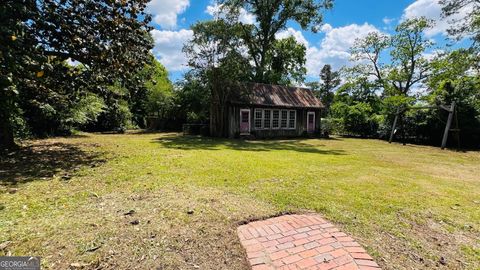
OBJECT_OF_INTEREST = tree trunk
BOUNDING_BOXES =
[209,68,227,138]
[0,118,16,151]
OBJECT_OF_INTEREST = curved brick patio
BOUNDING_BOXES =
[237,214,381,270]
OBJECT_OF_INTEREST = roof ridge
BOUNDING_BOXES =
[241,81,313,91]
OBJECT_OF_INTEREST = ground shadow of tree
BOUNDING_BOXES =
[154,135,345,155]
[0,142,105,187]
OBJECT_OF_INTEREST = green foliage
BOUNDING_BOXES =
[265,37,307,84]
[307,64,340,116]
[66,94,105,126]
[219,0,333,84]
[350,18,432,96]
[333,17,480,147]
[331,102,379,137]
[387,18,433,95]
[424,50,480,146]
[0,0,153,148]
[175,71,211,124]
[329,75,383,137]
[144,58,174,118]
[440,0,480,50]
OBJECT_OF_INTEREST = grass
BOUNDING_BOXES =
[0,132,479,269]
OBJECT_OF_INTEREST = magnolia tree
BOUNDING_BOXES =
[0,0,153,150]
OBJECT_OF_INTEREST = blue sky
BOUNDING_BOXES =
[146,0,471,83]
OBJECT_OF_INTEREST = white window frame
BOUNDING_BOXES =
[254,109,263,129]
[280,110,288,129]
[287,110,296,129]
[240,109,251,134]
[272,110,280,129]
[252,108,297,130]
[263,109,272,129]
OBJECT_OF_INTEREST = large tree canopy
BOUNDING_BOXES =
[220,0,333,83]
[350,18,433,96]
[0,0,153,149]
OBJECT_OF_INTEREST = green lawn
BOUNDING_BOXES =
[1,132,479,269]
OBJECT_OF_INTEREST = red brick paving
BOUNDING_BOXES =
[237,214,381,270]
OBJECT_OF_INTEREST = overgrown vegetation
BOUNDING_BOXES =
[320,5,480,147]
[0,0,175,150]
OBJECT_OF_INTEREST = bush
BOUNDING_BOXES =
[330,102,379,137]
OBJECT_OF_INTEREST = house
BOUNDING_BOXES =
[226,83,324,138]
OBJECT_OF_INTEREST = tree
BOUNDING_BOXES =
[440,0,480,49]
[145,59,174,121]
[0,0,153,149]
[184,19,252,137]
[1,1,40,149]
[350,32,390,88]
[264,37,307,85]
[306,64,340,116]
[425,49,480,147]
[175,71,211,124]
[319,64,340,114]
[185,1,333,136]
[320,65,341,93]
[328,68,383,137]
[350,18,433,96]
[221,0,333,83]
[388,18,433,95]
[18,60,105,136]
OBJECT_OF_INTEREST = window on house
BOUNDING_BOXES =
[272,110,280,129]
[280,110,288,128]
[263,109,271,129]
[253,109,296,130]
[288,110,296,129]
[254,109,263,129]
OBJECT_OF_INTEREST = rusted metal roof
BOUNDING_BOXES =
[230,82,324,109]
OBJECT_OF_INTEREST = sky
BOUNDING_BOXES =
[147,0,472,83]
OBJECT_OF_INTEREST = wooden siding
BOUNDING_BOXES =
[227,105,321,138]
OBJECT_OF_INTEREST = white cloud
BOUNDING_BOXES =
[382,17,395,25]
[275,24,383,77]
[151,20,382,77]
[320,23,333,33]
[309,23,382,75]
[276,28,309,46]
[402,0,473,37]
[151,29,193,71]
[205,3,256,24]
[422,49,445,61]
[147,0,189,29]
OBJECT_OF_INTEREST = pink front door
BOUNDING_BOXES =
[240,109,250,134]
[307,112,315,133]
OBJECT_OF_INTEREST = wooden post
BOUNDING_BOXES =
[441,101,455,150]
[454,107,460,148]
[401,113,406,145]
[389,108,400,143]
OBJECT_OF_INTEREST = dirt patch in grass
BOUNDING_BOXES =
[1,183,279,269]
[361,214,479,269]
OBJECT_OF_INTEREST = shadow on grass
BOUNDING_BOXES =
[0,142,105,187]
[154,135,345,155]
